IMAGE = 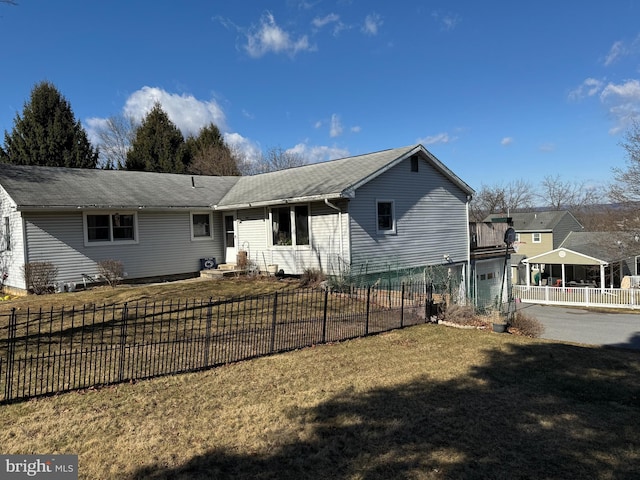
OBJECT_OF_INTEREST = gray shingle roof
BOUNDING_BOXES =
[485,211,574,232]
[217,144,473,209]
[560,231,639,262]
[0,164,240,210]
[0,144,473,211]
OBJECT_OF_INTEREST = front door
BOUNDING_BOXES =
[224,214,237,264]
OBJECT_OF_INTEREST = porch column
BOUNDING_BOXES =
[561,263,566,289]
[600,265,606,291]
[525,262,530,287]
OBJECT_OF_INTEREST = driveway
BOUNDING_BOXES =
[516,303,640,351]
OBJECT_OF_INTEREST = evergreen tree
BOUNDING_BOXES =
[125,103,187,173]
[1,81,99,168]
[185,123,241,176]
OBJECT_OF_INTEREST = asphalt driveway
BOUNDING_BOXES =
[516,303,640,350]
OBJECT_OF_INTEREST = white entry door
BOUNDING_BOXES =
[224,214,237,264]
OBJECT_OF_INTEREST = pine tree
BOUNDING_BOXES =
[125,103,188,173]
[1,81,99,168]
[185,123,241,176]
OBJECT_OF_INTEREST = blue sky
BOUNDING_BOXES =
[1,1,640,193]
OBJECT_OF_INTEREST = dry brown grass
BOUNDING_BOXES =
[1,323,639,479]
[0,276,299,314]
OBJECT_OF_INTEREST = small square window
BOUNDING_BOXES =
[192,213,212,239]
[532,233,541,243]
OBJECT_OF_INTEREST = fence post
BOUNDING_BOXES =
[426,282,433,322]
[118,303,128,383]
[204,298,212,367]
[400,283,405,328]
[270,292,278,353]
[322,288,328,343]
[365,286,371,335]
[4,308,17,403]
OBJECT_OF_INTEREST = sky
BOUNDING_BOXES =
[1,1,640,194]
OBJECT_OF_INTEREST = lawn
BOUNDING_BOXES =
[2,320,639,479]
[0,276,300,314]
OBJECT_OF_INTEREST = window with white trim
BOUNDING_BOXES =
[270,205,310,246]
[191,212,212,240]
[84,212,137,244]
[3,216,10,251]
[532,232,541,243]
[377,200,396,234]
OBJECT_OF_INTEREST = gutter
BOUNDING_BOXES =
[214,192,350,211]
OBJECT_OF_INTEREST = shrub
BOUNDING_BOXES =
[443,304,485,326]
[300,268,326,287]
[97,259,124,288]
[509,310,545,338]
[22,261,58,294]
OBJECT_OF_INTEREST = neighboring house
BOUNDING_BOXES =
[0,144,474,293]
[522,231,640,288]
[469,221,514,310]
[484,211,583,284]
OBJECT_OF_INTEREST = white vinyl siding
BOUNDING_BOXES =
[235,202,349,275]
[0,185,25,290]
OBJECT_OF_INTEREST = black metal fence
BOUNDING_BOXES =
[1,282,434,404]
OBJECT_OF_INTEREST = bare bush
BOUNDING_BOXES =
[300,268,326,287]
[443,304,486,327]
[97,259,124,288]
[509,310,545,337]
[22,261,58,294]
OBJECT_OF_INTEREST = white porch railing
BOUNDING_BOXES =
[512,285,640,310]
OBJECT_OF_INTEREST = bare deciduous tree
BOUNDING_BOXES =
[610,120,640,205]
[538,174,602,211]
[469,179,535,222]
[241,146,308,175]
[93,115,137,169]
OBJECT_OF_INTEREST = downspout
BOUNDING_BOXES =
[465,195,472,305]
[324,199,343,271]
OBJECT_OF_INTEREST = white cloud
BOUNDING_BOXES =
[538,142,555,153]
[350,125,361,133]
[122,86,227,137]
[224,132,262,163]
[600,79,640,133]
[329,114,343,137]
[568,78,604,101]
[361,13,382,36]
[501,137,514,146]
[604,40,625,66]
[431,11,460,31]
[417,132,455,145]
[287,142,350,164]
[314,120,323,129]
[312,13,339,28]
[245,12,313,58]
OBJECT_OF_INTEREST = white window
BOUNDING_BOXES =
[191,212,213,240]
[270,205,310,246]
[377,200,396,234]
[515,233,521,242]
[83,212,138,245]
[2,216,9,251]
[532,233,541,243]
